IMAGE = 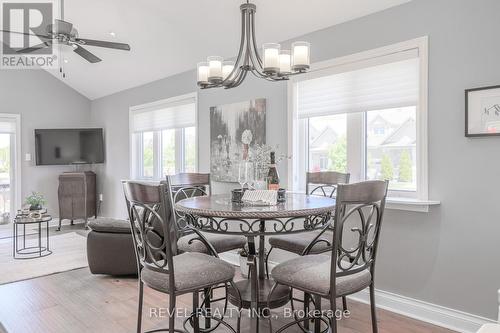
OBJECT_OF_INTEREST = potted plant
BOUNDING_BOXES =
[25,192,46,211]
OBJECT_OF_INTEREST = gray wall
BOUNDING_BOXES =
[0,70,91,214]
[90,0,500,320]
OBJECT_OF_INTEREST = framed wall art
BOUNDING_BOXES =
[210,98,266,182]
[465,85,500,137]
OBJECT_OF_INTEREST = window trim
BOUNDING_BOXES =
[129,92,198,180]
[288,37,435,210]
[0,113,21,214]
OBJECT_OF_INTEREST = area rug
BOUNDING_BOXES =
[0,232,88,285]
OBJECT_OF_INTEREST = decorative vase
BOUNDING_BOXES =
[242,144,249,160]
[254,166,268,190]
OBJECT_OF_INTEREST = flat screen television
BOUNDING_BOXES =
[35,128,104,166]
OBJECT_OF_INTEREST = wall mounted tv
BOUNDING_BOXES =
[35,128,105,166]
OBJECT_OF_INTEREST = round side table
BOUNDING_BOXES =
[13,214,52,259]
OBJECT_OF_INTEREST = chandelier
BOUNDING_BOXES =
[196,1,311,89]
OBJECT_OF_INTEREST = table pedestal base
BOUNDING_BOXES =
[227,279,290,310]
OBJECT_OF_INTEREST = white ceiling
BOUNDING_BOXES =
[45,0,410,100]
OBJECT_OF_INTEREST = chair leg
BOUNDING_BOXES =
[369,283,378,333]
[137,280,144,333]
[314,294,322,333]
[303,292,310,331]
[329,297,337,333]
[193,291,200,333]
[169,293,176,333]
[264,246,273,279]
[342,296,348,312]
[203,287,211,329]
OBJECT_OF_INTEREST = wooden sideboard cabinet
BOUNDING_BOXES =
[58,171,97,230]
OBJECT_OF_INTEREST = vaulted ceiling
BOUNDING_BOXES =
[24,0,411,99]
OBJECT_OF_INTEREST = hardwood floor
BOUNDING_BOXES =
[0,267,456,333]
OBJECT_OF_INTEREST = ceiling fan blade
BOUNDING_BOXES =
[77,38,130,51]
[73,45,101,63]
[16,40,52,53]
[53,19,73,35]
[0,29,51,39]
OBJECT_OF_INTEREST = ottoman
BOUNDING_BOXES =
[87,217,138,276]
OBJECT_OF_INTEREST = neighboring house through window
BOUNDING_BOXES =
[130,93,197,180]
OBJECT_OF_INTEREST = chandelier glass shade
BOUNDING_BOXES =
[197,2,311,89]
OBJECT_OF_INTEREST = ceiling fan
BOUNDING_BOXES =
[0,0,130,64]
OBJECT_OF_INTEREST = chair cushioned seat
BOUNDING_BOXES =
[88,217,131,234]
[141,252,235,294]
[271,254,371,297]
[269,230,332,255]
[178,233,246,254]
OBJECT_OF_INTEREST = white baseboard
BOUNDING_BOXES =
[349,289,495,333]
[220,251,495,333]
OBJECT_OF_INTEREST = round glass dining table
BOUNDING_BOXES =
[175,193,336,333]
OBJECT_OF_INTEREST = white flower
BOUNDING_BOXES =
[241,129,253,145]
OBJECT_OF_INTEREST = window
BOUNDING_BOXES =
[130,93,197,180]
[308,114,347,173]
[290,38,428,200]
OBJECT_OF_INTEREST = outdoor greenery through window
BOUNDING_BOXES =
[142,131,154,178]
[366,107,416,191]
[305,107,416,192]
[0,133,10,213]
[130,94,197,180]
[308,114,347,173]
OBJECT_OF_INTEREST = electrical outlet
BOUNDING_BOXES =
[99,194,103,201]
[25,153,31,161]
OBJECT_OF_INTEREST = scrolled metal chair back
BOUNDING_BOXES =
[164,173,210,237]
[330,180,388,282]
[123,181,178,278]
[306,171,350,198]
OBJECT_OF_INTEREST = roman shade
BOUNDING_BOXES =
[130,96,196,132]
[297,49,419,119]
[0,117,17,133]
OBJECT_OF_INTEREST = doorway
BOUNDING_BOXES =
[0,114,20,229]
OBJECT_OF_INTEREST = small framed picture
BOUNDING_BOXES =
[465,85,500,137]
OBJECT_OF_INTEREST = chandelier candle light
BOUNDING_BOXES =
[197,1,311,89]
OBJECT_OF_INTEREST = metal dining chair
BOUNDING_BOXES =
[165,173,246,332]
[269,180,388,333]
[123,180,241,333]
[166,173,246,256]
[265,171,350,317]
[266,172,350,275]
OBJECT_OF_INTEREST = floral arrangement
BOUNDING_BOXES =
[249,144,290,178]
[241,129,253,145]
